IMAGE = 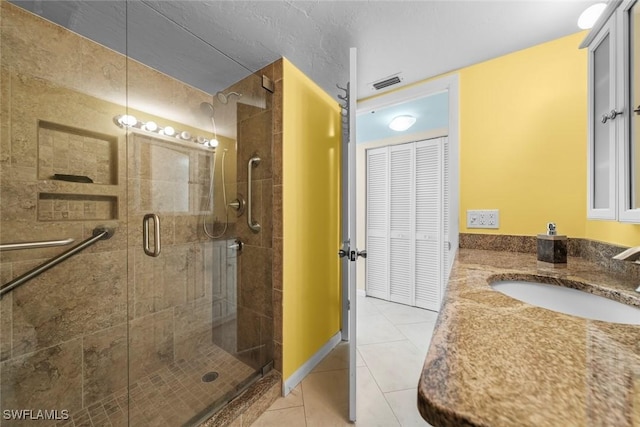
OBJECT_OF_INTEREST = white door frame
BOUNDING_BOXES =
[356,74,460,296]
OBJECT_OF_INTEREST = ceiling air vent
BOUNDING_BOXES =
[371,74,403,91]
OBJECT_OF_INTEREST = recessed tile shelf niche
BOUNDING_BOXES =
[38,120,118,185]
[38,193,118,221]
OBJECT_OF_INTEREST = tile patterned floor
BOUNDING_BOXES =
[253,295,437,426]
[51,344,254,427]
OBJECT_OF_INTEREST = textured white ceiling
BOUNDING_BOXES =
[11,0,598,101]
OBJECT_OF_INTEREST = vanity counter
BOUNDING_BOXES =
[418,248,640,426]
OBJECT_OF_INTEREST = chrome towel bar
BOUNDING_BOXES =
[0,237,75,252]
[0,227,115,298]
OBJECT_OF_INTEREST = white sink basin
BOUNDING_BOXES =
[491,280,640,325]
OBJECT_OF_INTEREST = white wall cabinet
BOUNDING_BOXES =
[585,0,640,222]
[365,137,449,311]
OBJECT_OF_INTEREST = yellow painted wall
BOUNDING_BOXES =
[369,31,640,247]
[457,31,640,246]
[281,59,342,380]
[459,32,588,238]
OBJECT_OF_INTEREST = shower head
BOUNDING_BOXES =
[216,91,242,105]
[199,102,215,118]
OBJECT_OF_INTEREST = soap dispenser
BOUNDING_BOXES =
[537,222,567,264]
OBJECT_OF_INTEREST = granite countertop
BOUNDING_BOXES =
[418,248,640,427]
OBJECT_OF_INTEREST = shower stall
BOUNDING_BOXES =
[0,1,276,425]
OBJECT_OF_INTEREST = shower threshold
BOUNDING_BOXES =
[186,360,273,427]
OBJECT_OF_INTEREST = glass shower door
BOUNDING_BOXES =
[123,2,271,425]
[0,1,129,425]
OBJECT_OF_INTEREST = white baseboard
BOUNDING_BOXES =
[282,331,342,396]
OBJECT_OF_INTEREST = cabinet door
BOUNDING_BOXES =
[623,0,640,217]
[588,19,617,219]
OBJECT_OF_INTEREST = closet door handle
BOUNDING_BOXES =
[634,105,640,115]
[143,213,161,257]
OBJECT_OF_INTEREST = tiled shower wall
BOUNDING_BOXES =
[231,63,279,372]
[0,2,274,424]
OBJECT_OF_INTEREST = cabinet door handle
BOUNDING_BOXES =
[634,105,640,115]
[601,109,623,123]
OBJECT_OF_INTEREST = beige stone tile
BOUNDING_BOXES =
[377,303,439,326]
[272,289,283,343]
[236,307,261,353]
[11,249,127,356]
[272,80,283,135]
[1,67,11,166]
[0,180,37,222]
[238,245,272,317]
[174,299,214,360]
[272,132,283,186]
[272,185,282,239]
[252,406,306,427]
[356,366,400,426]
[236,179,262,247]
[301,369,350,426]
[0,338,83,414]
[268,383,304,411]
[312,342,348,373]
[357,340,425,393]
[273,341,283,374]
[237,109,272,182]
[356,313,403,346]
[132,245,188,317]
[0,289,12,361]
[384,388,432,427]
[395,321,436,355]
[128,309,174,383]
[83,324,128,407]
[260,179,273,248]
[174,214,200,244]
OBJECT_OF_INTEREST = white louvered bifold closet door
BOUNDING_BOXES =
[388,145,415,305]
[414,139,442,310]
[365,137,446,310]
[366,147,389,300]
[442,137,450,288]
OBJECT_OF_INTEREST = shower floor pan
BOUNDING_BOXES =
[59,344,254,427]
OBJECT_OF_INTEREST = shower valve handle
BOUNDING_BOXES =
[228,239,243,251]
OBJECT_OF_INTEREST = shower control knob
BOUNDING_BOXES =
[228,239,243,251]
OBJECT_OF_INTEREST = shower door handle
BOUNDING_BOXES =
[143,213,161,257]
[247,156,262,232]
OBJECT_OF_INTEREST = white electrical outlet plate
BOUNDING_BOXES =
[467,209,500,229]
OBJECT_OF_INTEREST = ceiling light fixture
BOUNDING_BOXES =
[388,115,417,132]
[577,3,606,30]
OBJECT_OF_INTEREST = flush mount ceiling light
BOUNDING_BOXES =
[578,3,606,30]
[388,115,417,132]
